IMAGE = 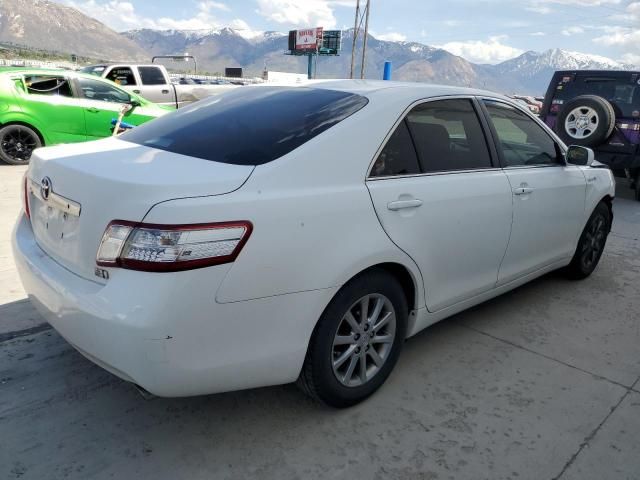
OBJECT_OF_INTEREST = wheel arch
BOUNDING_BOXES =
[0,120,46,145]
[326,261,421,337]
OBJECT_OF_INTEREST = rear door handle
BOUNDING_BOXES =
[86,107,99,113]
[132,89,141,94]
[513,187,534,195]
[387,199,423,211]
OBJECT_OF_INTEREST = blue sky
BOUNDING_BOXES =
[62,0,639,65]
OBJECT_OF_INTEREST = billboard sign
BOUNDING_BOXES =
[295,28,323,51]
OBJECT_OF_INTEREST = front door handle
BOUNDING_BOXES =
[513,187,534,195]
[387,199,423,211]
[86,107,99,113]
[161,89,170,94]
[132,89,141,94]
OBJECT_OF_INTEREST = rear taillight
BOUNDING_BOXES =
[96,221,252,272]
[22,174,30,219]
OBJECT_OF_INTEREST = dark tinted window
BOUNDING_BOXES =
[371,120,420,177]
[406,99,492,172]
[122,87,369,165]
[485,101,560,167]
[550,73,640,118]
[138,67,166,85]
[77,77,131,103]
[105,67,136,86]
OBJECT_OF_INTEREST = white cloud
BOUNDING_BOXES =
[592,2,640,65]
[65,0,237,31]
[561,26,584,36]
[621,53,640,66]
[437,36,524,64]
[525,5,553,14]
[536,0,621,5]
[529,31,546,36]
[376,32,407,42]
[256,0,337,28]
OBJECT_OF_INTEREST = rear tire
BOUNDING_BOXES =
[0,124,42,165]
[565,202,611,279]
[297,269,408,408]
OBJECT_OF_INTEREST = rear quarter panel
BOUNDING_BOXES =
[142,93,425,308]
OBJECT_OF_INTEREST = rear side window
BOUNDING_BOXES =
[106,67,137,86]
[138,67,166,85]
[24,75,72,97]
[371,120,420,177]
[121,87,369,165]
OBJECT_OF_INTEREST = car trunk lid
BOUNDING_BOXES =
[26,137,254,283]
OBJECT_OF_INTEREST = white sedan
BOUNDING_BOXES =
[13,81,615,407]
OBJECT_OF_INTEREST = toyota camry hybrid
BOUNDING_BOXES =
[13,81,615,407]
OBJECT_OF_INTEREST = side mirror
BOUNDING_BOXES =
[566,145,595,166]
[128,98,141,108]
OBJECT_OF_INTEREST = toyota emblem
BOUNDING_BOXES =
[40,177,52,201]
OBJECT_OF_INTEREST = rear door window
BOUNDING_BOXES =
[406,99,492,172]
[138,67,166,86]
[121,87,369,165]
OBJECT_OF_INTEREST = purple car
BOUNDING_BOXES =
[540,70,640,201]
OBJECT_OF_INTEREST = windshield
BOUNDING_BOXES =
[121,87,369,165]
[79,65,107,76]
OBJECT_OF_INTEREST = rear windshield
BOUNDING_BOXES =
[121,87,369,165]
[549,73,640,118]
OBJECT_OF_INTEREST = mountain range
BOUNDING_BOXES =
[0,0,636,95]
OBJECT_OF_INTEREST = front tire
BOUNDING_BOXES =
[565,202,611,279]
[0,124,42,165]
[298,269,408,408]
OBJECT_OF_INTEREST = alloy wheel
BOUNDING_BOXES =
[565,106,599,140]
[331,294,396,387]
[1,128,38,162]
[581,213,606,270]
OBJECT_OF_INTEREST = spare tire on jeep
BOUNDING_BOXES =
[555,95,615,148]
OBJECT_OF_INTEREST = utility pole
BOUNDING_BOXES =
[360,0,371,79]
[349,0,360,79]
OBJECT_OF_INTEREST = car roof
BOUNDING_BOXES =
[552,69,640,76]
[300,79,509,102]
[0,67,99,80]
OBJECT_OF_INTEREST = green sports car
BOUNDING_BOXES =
[0,68,171,165]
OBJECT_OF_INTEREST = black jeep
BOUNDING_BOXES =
[540,70,640,200]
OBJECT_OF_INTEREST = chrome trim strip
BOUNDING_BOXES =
[28,179,81,217]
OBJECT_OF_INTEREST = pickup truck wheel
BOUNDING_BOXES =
[297,269,407,408]
[565,202,611,279]
[555,95,615,148]
[0,124,42,165]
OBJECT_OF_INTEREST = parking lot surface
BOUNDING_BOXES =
[1,164,639,480]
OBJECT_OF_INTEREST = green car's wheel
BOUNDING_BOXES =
[0,124,42,165]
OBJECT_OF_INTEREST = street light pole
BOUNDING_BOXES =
[349,0,360,79]
[360,0,371,79]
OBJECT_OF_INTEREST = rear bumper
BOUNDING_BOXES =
[12,214,335,396]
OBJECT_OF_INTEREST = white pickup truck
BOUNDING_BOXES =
[80,64,237,108]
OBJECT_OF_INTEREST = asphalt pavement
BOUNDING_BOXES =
[1,163,639,480]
